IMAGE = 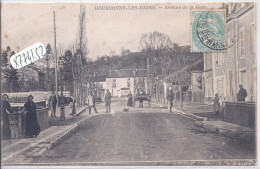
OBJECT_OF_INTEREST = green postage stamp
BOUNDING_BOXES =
[191,10,226,52]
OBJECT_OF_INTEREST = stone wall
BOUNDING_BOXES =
[9,108,49,139]
[223,102,255,128]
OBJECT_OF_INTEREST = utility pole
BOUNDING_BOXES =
[146,56,150,95]
[54,11,58,105]
[54,11,66,121]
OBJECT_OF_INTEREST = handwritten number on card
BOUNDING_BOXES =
[27,51,32,63]
[31,49,35,61]
[18,55,22,66]
[12,56,19,69]
[10,43,46,69]
[39,45,44,57]
[23,53,27,65]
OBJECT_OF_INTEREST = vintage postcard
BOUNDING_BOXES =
[1,1,257,167]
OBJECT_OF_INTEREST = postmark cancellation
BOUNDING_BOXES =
[191,9,226,52]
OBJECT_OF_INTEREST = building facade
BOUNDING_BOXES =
[203,3,256,104]
[105,69,148,97]
[106,70,134,97]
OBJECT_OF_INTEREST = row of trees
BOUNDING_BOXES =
[2,4,203,107]
[2,47,21,92]
[139,31,203,102]
[83,31,203,105]
[1,4,90,109]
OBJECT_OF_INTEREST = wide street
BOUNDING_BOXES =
[31,97,255,164]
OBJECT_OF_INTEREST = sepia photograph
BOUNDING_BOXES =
[1,1,257,167]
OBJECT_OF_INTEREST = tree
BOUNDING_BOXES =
[77,4,88,64]
[45,43,52,91]
[121,48,131,57]
[2,50,20,92]
[74,4,88,106]
[27,78,39,91]
[3,65,20,92]
[63,50,74,94]
[139,31,173,96]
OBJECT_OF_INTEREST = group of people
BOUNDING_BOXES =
[2,94,41,140]
[85,89,112,114]
[213,84,247,115]
[166,84,248,115]
[1,85,248,140]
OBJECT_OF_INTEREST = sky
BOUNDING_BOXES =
[1,2,221,60]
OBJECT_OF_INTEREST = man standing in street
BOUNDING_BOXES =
[237,84,247,101]
[87,92,98,115]
[167,89,174,113]
[49,92,57,117]
[105,89,111,113]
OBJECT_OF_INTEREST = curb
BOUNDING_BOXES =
[75,107,86,116]
[2,108,89,163]
[29,115,92,157]
[152,102,206,121]
[25,106,105,157]
[194,121,254,142]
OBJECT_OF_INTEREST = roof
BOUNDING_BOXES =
[135,69,148,77]
[94,74,107,82]
[163,59,203,83]
[107,69,134,78]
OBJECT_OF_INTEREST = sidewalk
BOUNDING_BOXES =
[194,121,254,142]
[152,101,255,141]
[2,103,105,164]
[48,105,86,126]
[152,101,209,121]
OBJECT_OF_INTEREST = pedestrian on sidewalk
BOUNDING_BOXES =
[105,89,111,113]
[22,95,41,138]
[213,93,221,115]
[127,91,133,107]
[69,95,76,115]
[49,92,57,117]
[86,92,98,115]
[138,90,144,108]
[167,90,174,112]
[237,84,247,101]
[1,94,14,140]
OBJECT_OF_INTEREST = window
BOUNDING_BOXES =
[239,68,247,90]
[227,32,231,59]
[216,53,220,67]
[216,53,224,68]
[217,78,224,96]
[228,69,233,96]
[127,78,131,88]
[239,28,245,59]
[251,68,255,101]
[250,23,255,54]
[112,79,116,87]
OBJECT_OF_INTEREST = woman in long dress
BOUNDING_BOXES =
[213,93,221,115]
[2,94,14,140]
[70,96,76,115]
[127,91,133,107]
[23,95,41,138]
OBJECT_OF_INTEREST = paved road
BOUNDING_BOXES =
[31,98,255,164]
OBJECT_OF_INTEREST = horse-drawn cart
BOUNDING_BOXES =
[134,95,151,108]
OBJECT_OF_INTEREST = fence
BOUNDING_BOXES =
[223,102,255,128]
[8,108,49,139]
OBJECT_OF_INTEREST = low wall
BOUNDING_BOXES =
[223,102,255,128]
[36,108,49,131]
[9,108,49,139]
